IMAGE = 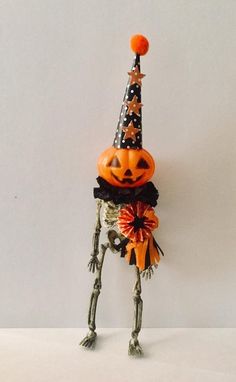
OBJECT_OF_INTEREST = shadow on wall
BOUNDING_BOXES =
[151,132,234,283]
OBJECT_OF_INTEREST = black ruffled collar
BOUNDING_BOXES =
[94,177,159,207]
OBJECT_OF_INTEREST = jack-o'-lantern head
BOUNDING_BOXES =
[97,35,155,188]
[98,147,155,188]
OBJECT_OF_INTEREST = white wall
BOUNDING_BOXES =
[1,0,236,328]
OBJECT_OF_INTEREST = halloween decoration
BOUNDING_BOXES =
[80,35,164,356]
[97,147,155,188]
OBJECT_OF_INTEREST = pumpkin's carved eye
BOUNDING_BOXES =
[108,156,121,168]
[137,158,150,169]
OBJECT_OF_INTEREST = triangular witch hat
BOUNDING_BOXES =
[113,34,149,150]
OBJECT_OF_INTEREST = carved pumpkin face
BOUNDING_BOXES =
[97,147,155,188]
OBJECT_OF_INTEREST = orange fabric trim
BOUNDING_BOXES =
[125,235,161,271]
[149,235,160,265]
[125,240,148,270]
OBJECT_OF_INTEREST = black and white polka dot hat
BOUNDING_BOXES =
[113,35,149,150]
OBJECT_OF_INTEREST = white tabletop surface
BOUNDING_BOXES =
[0,328,236,382]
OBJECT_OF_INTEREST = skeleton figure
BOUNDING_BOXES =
[80,35,164,356]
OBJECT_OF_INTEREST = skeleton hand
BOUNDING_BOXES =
[141,264,158,280]
[88,255,100,273]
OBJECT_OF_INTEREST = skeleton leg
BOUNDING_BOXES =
[128,266,143,356]
[80,242,109,348]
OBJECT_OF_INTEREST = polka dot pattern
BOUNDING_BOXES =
[113,54,145,149]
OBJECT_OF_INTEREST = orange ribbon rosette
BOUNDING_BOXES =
[117,201,162,271]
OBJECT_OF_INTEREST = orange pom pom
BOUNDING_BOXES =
[130,34,149,56]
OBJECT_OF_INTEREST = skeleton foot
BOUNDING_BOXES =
[80,330,97,349]
[128,338,143,356]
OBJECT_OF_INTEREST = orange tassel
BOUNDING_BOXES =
[125,235,160,271]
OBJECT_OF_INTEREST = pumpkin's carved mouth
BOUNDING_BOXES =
[111,172,143,184]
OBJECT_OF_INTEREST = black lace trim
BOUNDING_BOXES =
[94,177,159,207]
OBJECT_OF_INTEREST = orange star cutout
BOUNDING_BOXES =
[125,95,143,116]
[122,122,140,142]
[128,65,145,86]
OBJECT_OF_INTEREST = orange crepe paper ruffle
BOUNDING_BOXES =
[117,201,159,242]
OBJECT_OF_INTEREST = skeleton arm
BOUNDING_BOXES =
[87,199,102,273]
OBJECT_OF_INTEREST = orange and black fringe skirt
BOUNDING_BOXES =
[120,235,164,271]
